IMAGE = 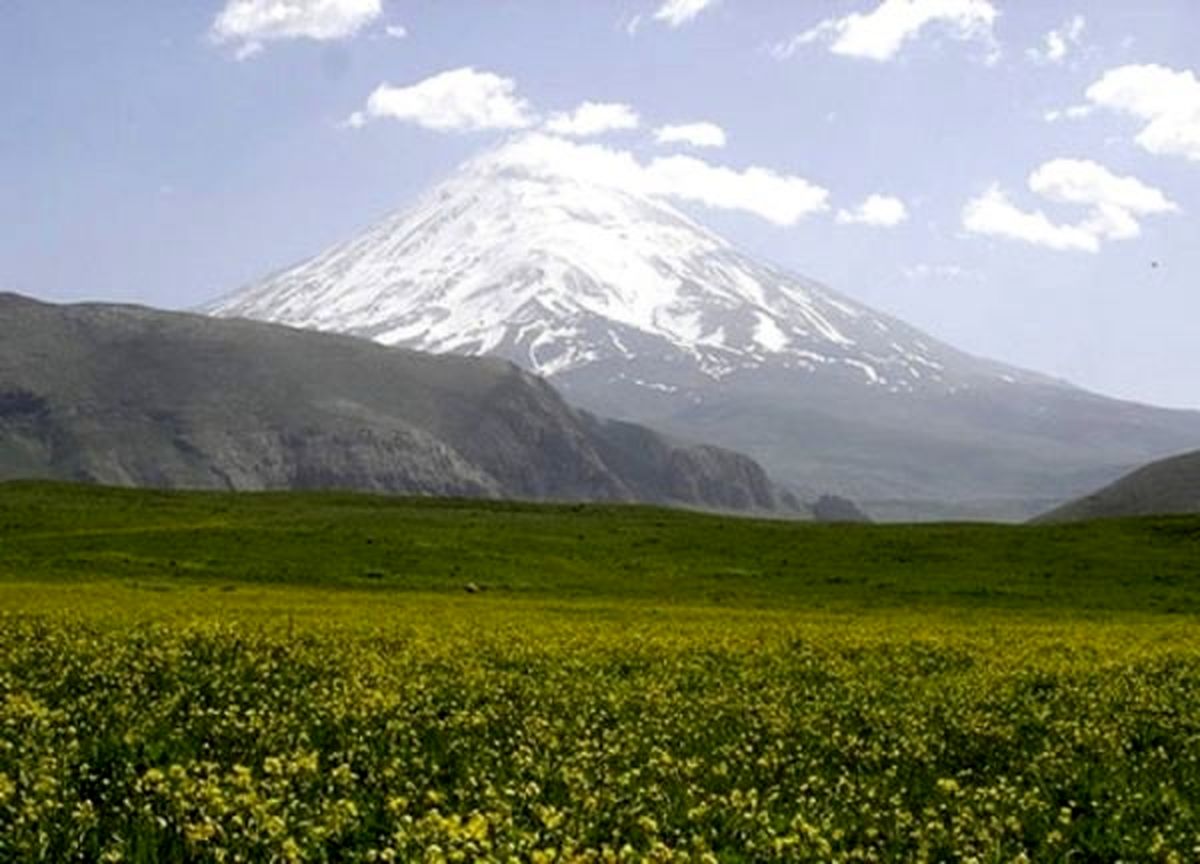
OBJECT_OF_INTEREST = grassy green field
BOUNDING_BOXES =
[3,481,1200,612]
[2,482,1199,862]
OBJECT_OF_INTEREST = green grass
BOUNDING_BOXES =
[2,482,1200,861]
[2,480,1199,613]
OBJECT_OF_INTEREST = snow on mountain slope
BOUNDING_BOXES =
[208,134,1039,394]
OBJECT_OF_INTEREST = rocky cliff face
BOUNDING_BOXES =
[0,292,788,513]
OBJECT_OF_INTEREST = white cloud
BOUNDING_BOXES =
[490,135,646,190]
[903,263,980,281]
[654,0,718,28]
[1044,104,1093,123]
[648,155,829,225]
[962,159,1177,253]
[211,0,381,57]
[654,122,727,149]
[384,24,407,40]
[349,68,826,226]
[234,42,264,61]
[836,194,909,227]
[1032,158,1177,243]
[353,67,535,132]
[545,102,640,137]
[1084,64,1200,161]
[1029,158,1176,219]
[492,134,828,227]
[963,186,1099,252]
[1027,14,1085,64]
[773,0,998,63]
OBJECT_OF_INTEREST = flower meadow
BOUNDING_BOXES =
[1,590,1198,863]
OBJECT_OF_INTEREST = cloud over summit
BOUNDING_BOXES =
[351,68,535,132]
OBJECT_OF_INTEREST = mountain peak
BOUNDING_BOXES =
[208,135,1024,390]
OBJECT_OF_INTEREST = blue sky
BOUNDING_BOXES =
[3,1,1199,408]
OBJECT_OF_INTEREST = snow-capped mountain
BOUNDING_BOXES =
[211,134,1030,394]
[208,135,1200,520]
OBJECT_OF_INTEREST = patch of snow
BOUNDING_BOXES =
[843,358,882,384]
[753,313,789,352]
[631,378,679,393]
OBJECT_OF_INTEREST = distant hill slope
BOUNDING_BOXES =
[1037,450,1200,522]
[0,293,787,513]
